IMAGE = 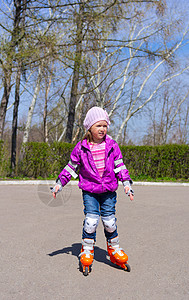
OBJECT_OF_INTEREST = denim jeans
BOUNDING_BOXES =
[82,190,118,241]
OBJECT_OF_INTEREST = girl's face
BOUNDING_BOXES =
[90,120,108,143]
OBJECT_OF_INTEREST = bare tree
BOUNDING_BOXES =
[0,0,22,139]
[10,0,27,172]
[76,2,189,144]
[143,87,189,145]
[2,0,188,151]
[65,1,85,143]
[22,65,42,144]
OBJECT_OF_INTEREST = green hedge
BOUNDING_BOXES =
[17,142,189,180]
[18,142,75,178]
[120,144,189,180]
[1,141,188,180]
[0,140,11,176]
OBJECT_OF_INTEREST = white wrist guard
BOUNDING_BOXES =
[50,178,62,193]
[122,180,131,189]
[122,181,134,196]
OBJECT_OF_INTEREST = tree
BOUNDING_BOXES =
[143,86,189,145]
[0,0,22,140]
[2,0,188,153]
[71,0,188,144]
[22,65,42,144]
[65,1,85,143]
[10,0,28,172]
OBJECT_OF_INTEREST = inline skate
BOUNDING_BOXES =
[79,238,94,276]
[107,237,131,272]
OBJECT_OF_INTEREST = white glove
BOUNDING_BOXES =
[50,179,62,198]
[123,181,134,201]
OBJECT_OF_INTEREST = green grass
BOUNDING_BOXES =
[0,174,188,182]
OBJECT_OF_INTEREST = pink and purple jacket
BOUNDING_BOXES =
[58,135,132,194]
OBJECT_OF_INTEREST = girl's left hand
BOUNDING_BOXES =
[124,186,134,201]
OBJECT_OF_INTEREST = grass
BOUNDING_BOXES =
[0,175,188,182]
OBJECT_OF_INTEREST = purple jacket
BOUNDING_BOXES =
[58,135,132,194]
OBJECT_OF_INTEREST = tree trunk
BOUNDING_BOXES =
[23,65,42,144]
[10,0,27,173]
[65,3,84,143]
[43,97,48,143]
[43,65,53,143]
[0,76,12,139]
[11,65,21,173]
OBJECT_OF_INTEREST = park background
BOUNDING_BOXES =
[0,2,189,298]
[0,0,188,180]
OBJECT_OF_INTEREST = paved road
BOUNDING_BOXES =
[0,183,189,300]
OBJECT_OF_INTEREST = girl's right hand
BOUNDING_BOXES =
[50,184,62,199]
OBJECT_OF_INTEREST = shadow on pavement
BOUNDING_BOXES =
[48,243,81,258]
[47,243,113,267]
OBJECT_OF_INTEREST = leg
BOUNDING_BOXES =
[101,214,118,241]
[100,192,130,269]
[82,191,100,242]
[82,213,100,241]
[80,214,99,275]
[80,192,100,275]
[100,191,118,241]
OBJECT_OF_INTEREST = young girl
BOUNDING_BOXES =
[52,106,134,275]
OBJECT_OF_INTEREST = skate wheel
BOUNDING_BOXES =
[83,266,89,276]
[79,261,83,273]
[124,263,131,272]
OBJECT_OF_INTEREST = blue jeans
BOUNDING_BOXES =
[82,191,118,241]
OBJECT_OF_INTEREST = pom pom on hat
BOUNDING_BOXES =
[83,106,110,131]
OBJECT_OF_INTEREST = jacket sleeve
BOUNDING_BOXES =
[57,141,81,187]
[113,142,133,184]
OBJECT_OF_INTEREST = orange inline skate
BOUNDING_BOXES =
[79,238,94,276]
[107,237,131,272]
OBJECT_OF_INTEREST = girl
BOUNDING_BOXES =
[52,106,134,275]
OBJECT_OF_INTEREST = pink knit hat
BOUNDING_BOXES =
[83,106,110,131]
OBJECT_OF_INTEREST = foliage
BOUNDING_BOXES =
[0,140,11,176]
[18,142,75,178]
[120,144,189,180]
[12,142,189,180]
[1,0,188,149]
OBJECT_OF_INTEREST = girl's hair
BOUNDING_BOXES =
[82,130,93,144]
[82,130,106,144]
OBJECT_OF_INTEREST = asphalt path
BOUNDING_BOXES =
[0,182,189,300]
